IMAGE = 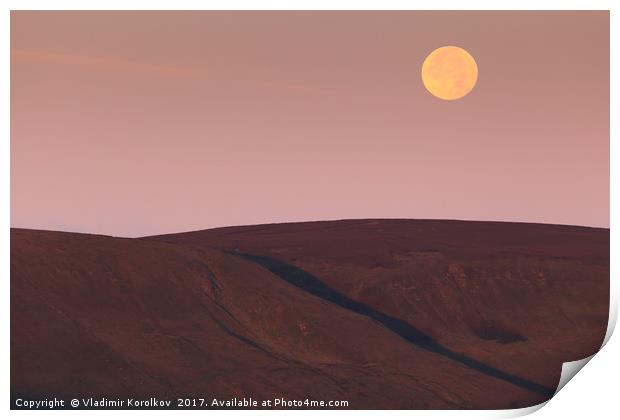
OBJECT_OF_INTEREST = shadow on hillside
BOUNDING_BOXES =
[233,252,555,398]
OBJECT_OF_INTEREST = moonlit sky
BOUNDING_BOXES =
[11,11,609,237]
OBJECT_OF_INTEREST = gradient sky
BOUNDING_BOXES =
[11,11,609,237]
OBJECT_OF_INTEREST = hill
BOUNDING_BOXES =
[11,220,609,409]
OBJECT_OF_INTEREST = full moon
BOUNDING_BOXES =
[421,46,478,100]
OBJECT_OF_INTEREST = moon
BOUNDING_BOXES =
[421,46,478,100]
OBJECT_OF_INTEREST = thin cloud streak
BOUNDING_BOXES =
[12,49,203,78]
[12,49,336,99]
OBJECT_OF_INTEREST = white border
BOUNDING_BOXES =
[3,1,616,419]
[0,0,618,10]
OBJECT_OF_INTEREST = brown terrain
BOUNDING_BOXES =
[11,219,609,409]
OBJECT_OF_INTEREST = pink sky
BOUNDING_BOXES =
[11,11,609,236]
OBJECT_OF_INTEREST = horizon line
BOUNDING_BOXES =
[9,217,611,239]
